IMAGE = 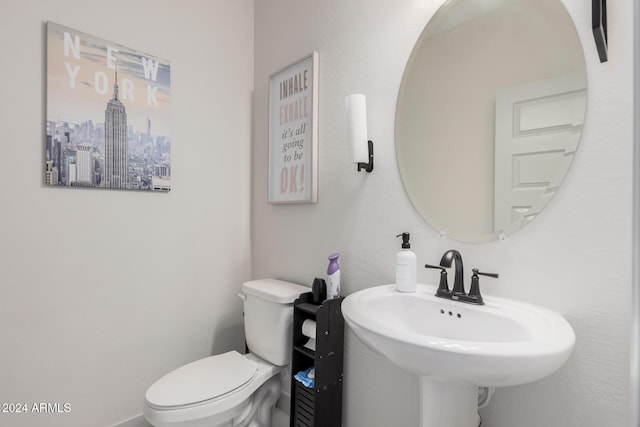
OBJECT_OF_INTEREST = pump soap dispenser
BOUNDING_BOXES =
[396,232,417,293]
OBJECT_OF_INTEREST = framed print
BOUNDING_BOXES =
[45,22,171,192]
[268,52,318,204]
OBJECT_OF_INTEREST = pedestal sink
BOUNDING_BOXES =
[342,284,575,427]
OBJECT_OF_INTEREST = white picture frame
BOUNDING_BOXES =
[268,52,319,204]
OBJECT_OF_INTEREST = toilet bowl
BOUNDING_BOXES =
[144,352,282,427]
[143,279,310,427]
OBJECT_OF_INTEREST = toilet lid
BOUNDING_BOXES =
[146,351,257,408]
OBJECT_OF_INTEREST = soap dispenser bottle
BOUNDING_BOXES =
[396,232,417,293]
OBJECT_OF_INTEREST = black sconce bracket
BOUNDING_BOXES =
[592,0,608,63]
[357,140,374,173]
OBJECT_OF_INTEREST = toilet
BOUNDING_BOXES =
[144,279,310,427]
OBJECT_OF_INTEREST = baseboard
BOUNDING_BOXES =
[112,414,151,427]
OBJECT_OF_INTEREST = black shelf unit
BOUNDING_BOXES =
[290,292,344,427]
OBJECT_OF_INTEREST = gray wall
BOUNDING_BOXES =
[0,1,253,425]
[252,0,632,426]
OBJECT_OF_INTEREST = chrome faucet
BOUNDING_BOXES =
[425,250,499,305]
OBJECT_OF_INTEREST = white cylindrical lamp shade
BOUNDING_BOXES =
[345,94,368,164]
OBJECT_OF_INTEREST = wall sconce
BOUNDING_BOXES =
[345,93,374,173]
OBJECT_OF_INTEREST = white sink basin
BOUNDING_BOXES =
[342,283,575,386]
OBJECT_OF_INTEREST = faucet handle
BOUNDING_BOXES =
[468,268,499,305]
[474,269,499,279]
[425,264,450,296]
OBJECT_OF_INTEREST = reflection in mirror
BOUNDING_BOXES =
[395,0,587,243]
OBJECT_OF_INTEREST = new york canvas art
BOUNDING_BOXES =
[45,22,171,192]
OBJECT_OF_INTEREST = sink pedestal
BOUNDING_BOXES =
[420,377,478,427]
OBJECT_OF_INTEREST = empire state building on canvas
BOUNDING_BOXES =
[45,22,172,192]
[104,70,128,189]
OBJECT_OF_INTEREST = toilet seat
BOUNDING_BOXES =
[146,351,258,409]
[144,352,281,426]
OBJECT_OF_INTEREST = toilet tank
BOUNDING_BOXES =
[241,279,310,366]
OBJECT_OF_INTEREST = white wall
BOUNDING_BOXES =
[0,1,253,426]
[253,1,632,426]
[633,3,640,426]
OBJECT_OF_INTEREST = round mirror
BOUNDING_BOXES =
[395,0,587,243]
